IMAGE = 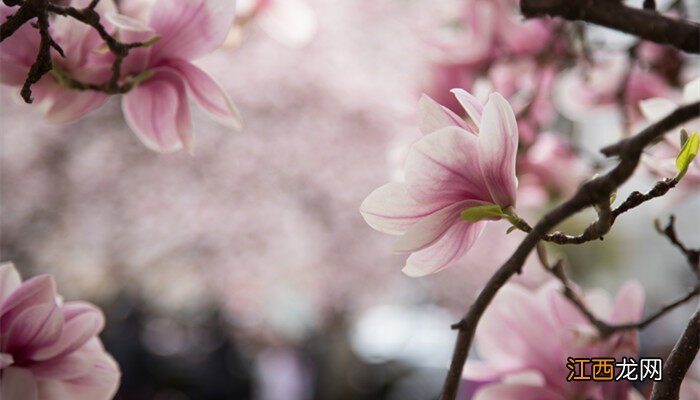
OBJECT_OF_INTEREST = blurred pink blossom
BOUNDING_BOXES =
[0,263,119,400]
[555,52,671,124]
[639,77,700,186]
[520,132,591,199]
[235,0,317,48]
[360,90,518,276]
[463,280,645,400]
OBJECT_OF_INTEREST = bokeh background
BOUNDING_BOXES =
[1,0,699,399]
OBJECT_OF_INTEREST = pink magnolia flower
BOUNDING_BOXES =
[112,0,242,153]
[360,89,518,276]
[639,77,700,186]
[463,280,645,400]
[1,0,241,153]
[0,0,116,122]
[0,263,119,400]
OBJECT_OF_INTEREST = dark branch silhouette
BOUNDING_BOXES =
[520,0,700,53]
[439,102,700,400]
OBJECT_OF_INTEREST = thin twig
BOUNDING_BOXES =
[655,215,700,276]
[0,0,154,102]
[439,102,700,400]
[650,305,700,400]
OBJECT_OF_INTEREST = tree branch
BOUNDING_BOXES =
[0,0,155,102]
[655,216,700,276]
[520,0,700,54]
[650,304,700,400]
[439,102,700,400]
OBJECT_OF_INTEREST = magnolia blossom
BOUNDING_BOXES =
[0,0,116,122]
[360,90,518,276]
[463,281,645,400]
[0,263,119,400]
[0,0,241,153]
[639,77,700,186]
[110,0,242,153]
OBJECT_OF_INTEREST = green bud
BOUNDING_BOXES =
[675,131,699,180]
[460,204,506,223]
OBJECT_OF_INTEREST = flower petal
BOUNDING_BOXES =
[0,353,14,368]
[639,98,677,122]
[394,200,485,254]
[451,88,484,130]
[478,92,519,207]
[4,304,63,358]
[122,68,192,153]
[0,262,22,304]
[360,182,445,235]
[417,94,471,135]
[0,275,56,334]
[473,383,561,400]
[683,77,700,103]
[167,60,242,129]
[43,86,109,124]
[401,218,486,277]
[149,0,236,62]
[405,127,491,205]
[0,367,38,400]
[36,341,120,400]
[32,302,105,362]
[610,281,645,324]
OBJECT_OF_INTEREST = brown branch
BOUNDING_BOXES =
[0,0,154,102]
[511,177,678,245]
[439,102,700,400]
[548,260,699,337]
[650,304,700,400]
[520,0,700,54]
[655,216,700,276]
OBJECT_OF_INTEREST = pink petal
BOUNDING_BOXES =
[0,56,29,85]
[122,68,192,153]
[473,384,562,400]
[0,353,14,368]
[0,263,22,304]
[167,60,242,129]
[29,351,91,381]
[37,340,120,400]
[0,367,38,400]
[404,127,492,205]
[401,218,486,276]
[32,302,105,362]
[0,6,40,70]
[609,281,645,324]
[394,200,484,254]
[639,98,677,122]
[40,83,109,124]
[1,276,56,334]
[360,182,446,235]
[4,304,63,358]
[417,94,471,135]
[105,12,154,75]
[149,0,236,62]
[476,284,560,374]
[450,88,484,130]
[478,92,519,208]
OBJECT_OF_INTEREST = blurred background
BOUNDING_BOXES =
[1,0,699,399]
